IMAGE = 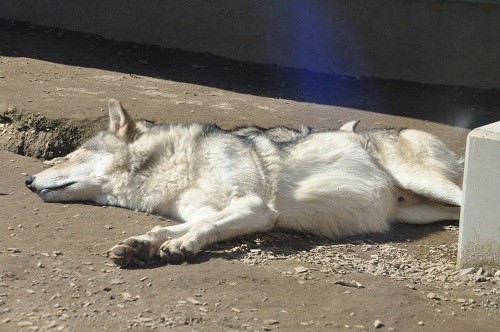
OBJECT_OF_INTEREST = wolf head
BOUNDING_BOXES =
[25,99,141,204]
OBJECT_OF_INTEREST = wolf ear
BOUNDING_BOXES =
[339,120,360,132]
[108,99,136,142]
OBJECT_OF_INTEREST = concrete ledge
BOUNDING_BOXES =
[1,0,499,88]
[458,122,500,268]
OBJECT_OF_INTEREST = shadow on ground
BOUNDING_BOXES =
[1,20,498,129]
[120,220,458,270]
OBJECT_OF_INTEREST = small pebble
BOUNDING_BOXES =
[110,279,124,285]
[294,266,309,273]
[427,292,440,300]
[187,298,201,305]
[263,319,279,325]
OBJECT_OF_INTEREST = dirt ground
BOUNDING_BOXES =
[0,21,499,332]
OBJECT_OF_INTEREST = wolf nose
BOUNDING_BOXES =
[25,176,36,191]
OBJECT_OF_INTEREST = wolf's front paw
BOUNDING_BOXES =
[107,236,155,267]
[158,238,197,264]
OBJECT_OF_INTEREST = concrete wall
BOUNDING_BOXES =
[458,122,500,269]
[1,0,499,88]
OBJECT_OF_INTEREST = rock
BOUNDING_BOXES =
[374,320,384,328]
[301,321,314,326]
[334,280,364,289]
[459,268,475,276]
[18,321,33,327]
[427,292,440,300]
[121,292,138,302]
[294,266,309,273]
[475,276,487,283]
[187,298,201,305]
[110,279,125,285]
[264,319,279,325]
[459,275,470,282]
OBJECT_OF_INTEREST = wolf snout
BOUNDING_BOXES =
[25,176,36,192]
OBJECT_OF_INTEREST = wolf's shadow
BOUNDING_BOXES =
[125,220,458,270]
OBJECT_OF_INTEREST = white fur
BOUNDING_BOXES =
[26,99,464,266]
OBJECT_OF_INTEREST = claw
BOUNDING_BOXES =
[159,248,185,264]
[158,245,196,264]
[106,241,147,267]
[181,247,195,261]
[106,245,134,267]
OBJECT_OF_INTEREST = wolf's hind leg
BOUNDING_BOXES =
[159,195,275,263]
[394,205,460,224]
[107,222,199,267]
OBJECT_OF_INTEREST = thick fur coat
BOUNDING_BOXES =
[26,99,463,266]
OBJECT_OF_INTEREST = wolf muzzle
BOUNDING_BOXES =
[25,176,36,192]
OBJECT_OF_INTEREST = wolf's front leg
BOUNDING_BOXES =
[107,222,196,266]
[107,189,221,266]
[159,195,276,263]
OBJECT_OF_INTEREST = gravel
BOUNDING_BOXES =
[209,228,500,310]
[1,224,498,331]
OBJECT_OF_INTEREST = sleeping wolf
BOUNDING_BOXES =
[25,99,463,266]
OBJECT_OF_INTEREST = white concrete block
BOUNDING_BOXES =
[457,121,500,269]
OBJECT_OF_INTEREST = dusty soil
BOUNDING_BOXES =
[1,21,499,331]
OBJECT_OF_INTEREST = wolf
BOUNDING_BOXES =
[25,99,463,266]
